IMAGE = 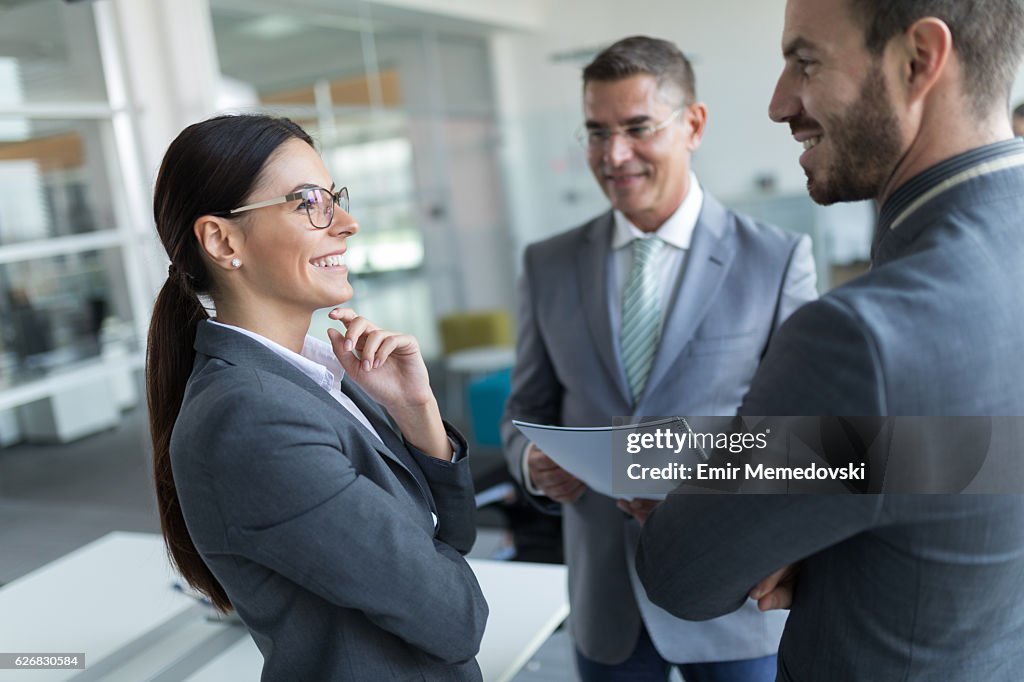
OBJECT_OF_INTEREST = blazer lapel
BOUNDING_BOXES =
[641,193,736,404]
[337,377,434,509]
[194,322,421,486]
[576,212,632,405]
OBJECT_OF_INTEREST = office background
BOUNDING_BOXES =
[2,0,1024,676]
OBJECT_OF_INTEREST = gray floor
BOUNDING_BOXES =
[0,406,159,585]
[0,402,576,680]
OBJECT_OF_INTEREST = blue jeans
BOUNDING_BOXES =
[575,625,777,682]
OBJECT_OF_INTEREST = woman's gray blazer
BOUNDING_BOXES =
[169,320,488,681]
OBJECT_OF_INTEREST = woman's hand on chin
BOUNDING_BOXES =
[328,307,452,461]
[326,307,433,409]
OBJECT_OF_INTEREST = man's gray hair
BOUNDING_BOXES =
[583,35,696,107]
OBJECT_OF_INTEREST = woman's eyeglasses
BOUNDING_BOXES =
[226,185,349,229]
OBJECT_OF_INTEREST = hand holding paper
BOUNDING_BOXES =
[513,419,680,500]
[527,444,586,503]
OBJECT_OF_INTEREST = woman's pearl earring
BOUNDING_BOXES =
[230,258,241,268]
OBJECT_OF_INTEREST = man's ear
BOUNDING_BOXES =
[898,17,953,104]
[193,215,243,271]
[683,102,708,152]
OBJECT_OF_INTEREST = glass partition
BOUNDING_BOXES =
[0,247,135,391]
[0,0,143,427]
[0,0,107,105]
[0,119,121,246]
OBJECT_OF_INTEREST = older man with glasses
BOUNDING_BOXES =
[500,35,818,682]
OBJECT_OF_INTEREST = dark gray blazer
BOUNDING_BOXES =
[501,193,817,663]
[638,143,1024,680]
[170,321,487,681]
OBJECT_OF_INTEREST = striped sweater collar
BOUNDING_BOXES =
[878,138,1024,233]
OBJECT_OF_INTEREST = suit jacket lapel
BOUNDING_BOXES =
[577,212,632,405]
[337,377,434,509]
[194,322,422,488]
[641,193,736,404]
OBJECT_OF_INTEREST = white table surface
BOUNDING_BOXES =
[0,532,568,682]
[445,346,516,374]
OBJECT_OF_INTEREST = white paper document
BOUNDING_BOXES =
[512,417,689,500]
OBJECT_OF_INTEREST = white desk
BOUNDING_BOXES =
[0,532,568,682]
[445,346,516,375]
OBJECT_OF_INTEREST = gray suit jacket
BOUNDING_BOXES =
[638,143,1024,680]
[501,192,817,663]
[170,321,487,681]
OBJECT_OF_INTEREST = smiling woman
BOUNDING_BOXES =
[145,114,487,681]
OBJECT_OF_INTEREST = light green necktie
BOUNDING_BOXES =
[621,237,665,403]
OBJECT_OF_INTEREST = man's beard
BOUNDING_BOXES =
[806,64,903,205]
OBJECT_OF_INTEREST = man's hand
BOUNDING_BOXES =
[750,563,799,611]
[616,498,660,525]
[526,444,586,503]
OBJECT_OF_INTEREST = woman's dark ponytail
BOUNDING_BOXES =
[146,274,224,607]
[147,114,312,611]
